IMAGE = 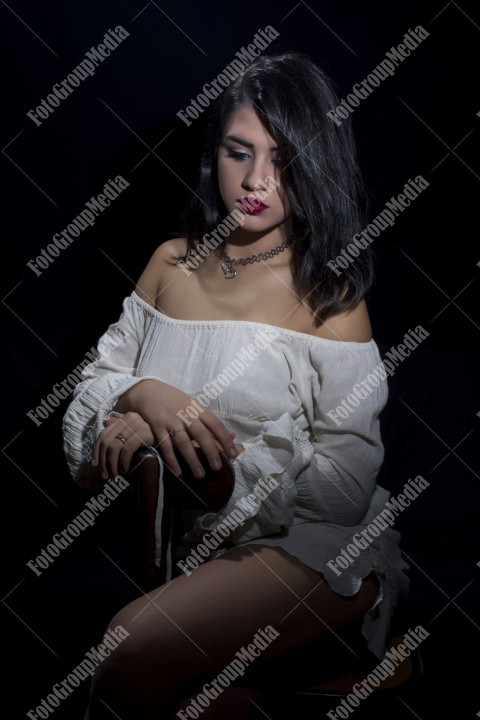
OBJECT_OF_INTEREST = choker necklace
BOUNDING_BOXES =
[215,234,294,279]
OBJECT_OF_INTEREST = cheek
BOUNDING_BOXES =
[274,187,290,213]
[217,161,233,195]
[281,185,292,212]
[219,165,245,205]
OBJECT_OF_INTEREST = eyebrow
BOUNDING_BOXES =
[223,134,279,151]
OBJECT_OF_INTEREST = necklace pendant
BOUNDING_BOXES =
[221,260,236,279]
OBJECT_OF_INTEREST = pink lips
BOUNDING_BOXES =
[236,196,269,214]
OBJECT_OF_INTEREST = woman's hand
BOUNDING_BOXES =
[92,379,241,480]
[92,413,155,480]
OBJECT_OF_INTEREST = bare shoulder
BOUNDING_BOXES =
[310,299,373,343]
[134,238,187,307]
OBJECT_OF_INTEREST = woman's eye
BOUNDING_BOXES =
[226,150,250,162]
[224,149,283,166]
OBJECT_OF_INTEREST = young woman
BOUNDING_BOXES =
[63,51,409,719]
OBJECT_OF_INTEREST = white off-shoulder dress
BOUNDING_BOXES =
[62,291,409,660]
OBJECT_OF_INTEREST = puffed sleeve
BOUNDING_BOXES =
[294,339,388,525]
[62,294,164,487]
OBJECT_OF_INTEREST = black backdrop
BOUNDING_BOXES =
[1,1,479,718]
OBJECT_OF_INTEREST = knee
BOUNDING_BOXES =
[87,624,140,715]
[87,609,171,717]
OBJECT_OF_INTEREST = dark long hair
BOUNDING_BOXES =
[180,51,374,326]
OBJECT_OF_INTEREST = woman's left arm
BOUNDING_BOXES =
[228,341,388,527]
[293,340,389,525]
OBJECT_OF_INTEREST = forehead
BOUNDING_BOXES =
[221,105,275,145]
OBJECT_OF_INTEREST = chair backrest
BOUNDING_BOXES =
[128,449,162,590]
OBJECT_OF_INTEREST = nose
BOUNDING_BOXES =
[241,156,270,193]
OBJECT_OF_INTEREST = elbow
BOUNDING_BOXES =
[310,455,373,523]
[296,466,372,525]
[324,491,371,526]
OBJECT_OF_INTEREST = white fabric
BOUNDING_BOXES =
[62,291,409,659]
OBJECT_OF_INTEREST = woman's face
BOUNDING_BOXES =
[217,105,291,233]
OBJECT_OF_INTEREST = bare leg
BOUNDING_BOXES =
[86,544,378,719]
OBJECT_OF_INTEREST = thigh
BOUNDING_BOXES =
[109,543,377,688]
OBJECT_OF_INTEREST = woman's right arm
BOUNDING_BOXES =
[62,242,238,488]
[94,376,239,482]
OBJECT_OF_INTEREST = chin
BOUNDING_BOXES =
[235,214,287,230]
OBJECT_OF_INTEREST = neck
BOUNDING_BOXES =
[220,228,293,259]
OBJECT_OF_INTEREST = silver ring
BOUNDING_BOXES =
[115,432,128,444]
[169,427,186,438]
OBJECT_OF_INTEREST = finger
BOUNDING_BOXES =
[95,428,114,478]
[121,414,154,447]
[115,436,141,476]
[104,416,121,428]
[117,422,155,475]
[94,414,126,469]
[111,413,156,474]
[99,422,131,478]
[172,430,209,478]
[93,416,122,466]
[184,426,228,472]
[105,440,124,480]
[156,430,183,477]
[201,416,239,460]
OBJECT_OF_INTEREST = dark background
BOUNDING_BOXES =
[1,1,479,717]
